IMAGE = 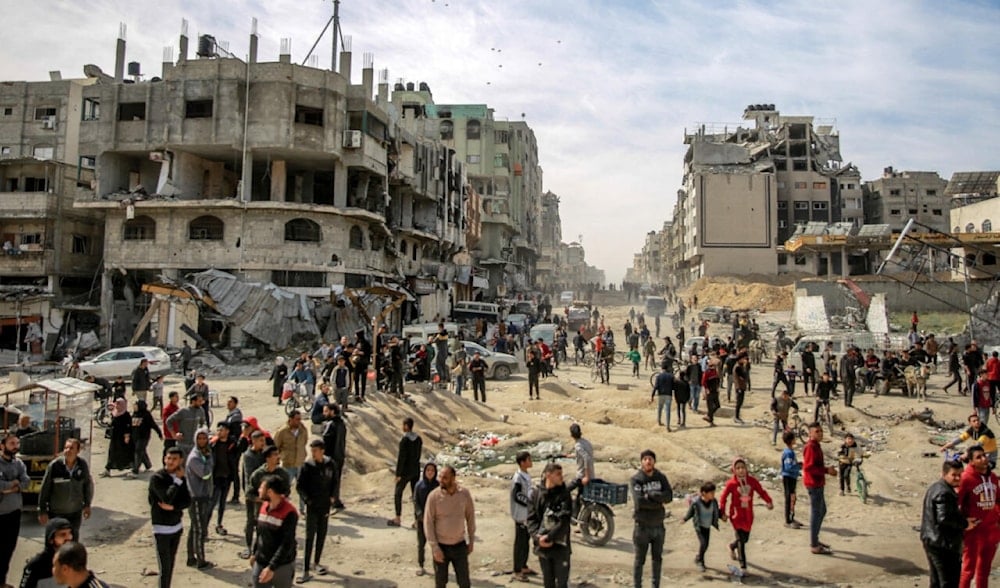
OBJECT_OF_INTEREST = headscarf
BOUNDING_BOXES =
[275,356,285,366]
[110,397,127,418]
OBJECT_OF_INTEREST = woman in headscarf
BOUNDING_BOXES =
[101,398,134,478]
[268,356,288,404]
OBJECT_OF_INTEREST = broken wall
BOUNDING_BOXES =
[794,292,831,332]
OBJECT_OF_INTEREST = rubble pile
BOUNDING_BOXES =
[683,276,795,311]
[433,430,515,472]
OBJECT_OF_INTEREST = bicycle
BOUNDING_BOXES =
[815,401,834,435]
[854,458,869,503]
[283,383,315,416]
[591,357,610,385]
[787,411,809,444]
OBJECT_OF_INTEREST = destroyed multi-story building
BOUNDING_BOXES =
[660,104,863,285]
[537,190,562,291]
[0,75,106,358]
[390,84,543,298]
[65,25,467,346]
[863,167,949,233]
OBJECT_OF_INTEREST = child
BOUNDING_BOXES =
[785,364,800,397]
[719,457,773,576]
[150,374,165,411]
[838,433,861,495]
[683,482,720,572]
[780,430,803,528]
[627,347,641,378]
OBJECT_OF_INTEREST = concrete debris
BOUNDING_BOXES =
[189,270,321,349]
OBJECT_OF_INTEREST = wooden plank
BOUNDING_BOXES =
[129,300,161,346]
[179,324,228,364]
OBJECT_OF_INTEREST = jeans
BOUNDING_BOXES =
[252,560,294,588]
[772,372,789,398]
[802,370,816,394]
[807,486,827,548]
[538,544,571,588]
[529,373,540,398]
[924,543,960,588]
[632,524,665,588]
[472,377,485,400]
[395,476,417,517]
[283,467,302,511]
[353,364,368,399]
[839,463,853,493]
[729,528,750,569]
[689,384,701,412]
[0,509,20,584]
[656,395,672,427]
[676,400,687,426]
[782,476,797,524]
[211,476,230,526]
[734,387,745,419]
[433,541,471,588]
[335,387,349,412]
[453,375,465,396]
[304,507,329,574]
[513,522,530,573]
[187,497,211,563]
[772,418,787,445]
[133,435,153,474]
[695,525,711,564]
[976,407,990,426]
[705,392,720,423]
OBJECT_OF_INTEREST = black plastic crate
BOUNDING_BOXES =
[582,482,628,505]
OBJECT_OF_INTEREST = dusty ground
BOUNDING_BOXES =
[8,297,993,587]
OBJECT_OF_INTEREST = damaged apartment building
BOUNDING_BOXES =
[666,104,863,285]
[67,24,468,347]
[0,75,105,360]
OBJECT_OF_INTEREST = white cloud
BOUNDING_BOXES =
[1,0,997,283]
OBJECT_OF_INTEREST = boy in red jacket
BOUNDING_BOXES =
[719,456,773,576]
[803,422,837,555]
[957,444,1000,588]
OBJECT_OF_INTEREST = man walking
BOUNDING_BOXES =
[0,433,30,587]
[921,459,968,587]
[297,439,338,582]
[527,462,572,588]
[424,465,476,588]
[803,422,837,555]
[650,365,673,431]
[132,358,152,404]
[252,474,298,588]
[321,403,347,509]
[239,432,268,559]
[185,428,215,569]
[38,438,94,540]
[245,447,290,561]
[150,446,191,588]
[631,449,673,588]
[389,418,423,527]
[510,451,535,582]
[165,393,207,457]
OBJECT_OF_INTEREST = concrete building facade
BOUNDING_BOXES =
[863,167,949,233]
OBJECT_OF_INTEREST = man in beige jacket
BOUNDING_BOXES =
[274,410,308,510]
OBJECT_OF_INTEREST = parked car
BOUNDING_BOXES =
[506,313,531,331]
[79,346,173,379]
[462,341,519,380]
[683,336,725,355]
[698,305,732,323]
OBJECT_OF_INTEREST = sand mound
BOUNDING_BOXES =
[683,276,795,311]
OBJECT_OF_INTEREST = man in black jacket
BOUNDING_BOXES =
[321,403,347,509]
[630,449,673,588]
[296,440,338,583]
[801,343,817,396]
[149,447,191,588]
[921,459,971,587]
[252,474,298,588]
[132,359,152,404]
[19,516,73,588]
[526,462,572,588]
[38,438,93,540]
[389,418,422,527]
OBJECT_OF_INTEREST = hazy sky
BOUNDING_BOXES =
[3,0,998,283]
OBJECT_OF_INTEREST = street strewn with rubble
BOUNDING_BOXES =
[5,294,984,587]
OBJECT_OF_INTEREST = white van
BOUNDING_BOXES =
[453,301,502,323]
[402,322,460,344]
[529,323,557,346]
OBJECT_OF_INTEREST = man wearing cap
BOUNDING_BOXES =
[185,428,215,569]
[353,329,371,402]
[166,393,207,457]
[469,351,487,402]
[19,516,74,588]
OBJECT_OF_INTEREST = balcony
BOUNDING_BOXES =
[0,248,54,274]
[0,192,58,217]
[342,135,387,176]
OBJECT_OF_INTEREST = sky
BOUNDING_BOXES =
[2,0,999,284]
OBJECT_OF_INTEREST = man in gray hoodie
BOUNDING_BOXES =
[0,433,31,587]
[166,394,207,457]
[185,428,215,569]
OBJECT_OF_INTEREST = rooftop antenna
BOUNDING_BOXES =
[303,0,345,71]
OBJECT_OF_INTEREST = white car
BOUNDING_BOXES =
[462,341,519,380]
[79,346,173,379]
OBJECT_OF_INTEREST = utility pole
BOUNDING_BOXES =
[332,0,341,72]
